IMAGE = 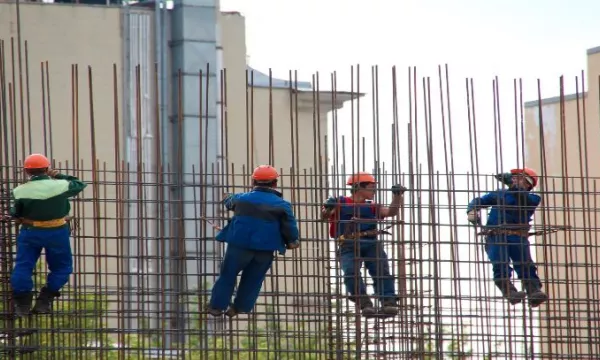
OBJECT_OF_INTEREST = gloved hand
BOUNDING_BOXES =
[494,173,513,186]
[391,184,407,196]
[323,196,338,210]
[467,210,480,225]
[287,240,300,250]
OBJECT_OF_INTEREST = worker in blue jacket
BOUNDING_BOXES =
[206,165,300,317]
[321,172,406,318]
[467,167,548,307]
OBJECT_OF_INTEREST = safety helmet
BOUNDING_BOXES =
[252,165,279,182]
[510,167,538,188]
[24,154,50,169]
[346,172,377,186]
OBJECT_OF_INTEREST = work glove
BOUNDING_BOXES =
[391,184,407,196]
[287,240,300,250]
[467,210,480,225]
[494,173,513,186]
[323,196,338,210]
[46,169,60,178]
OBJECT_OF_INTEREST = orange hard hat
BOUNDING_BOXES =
[24,154,50,169]
[510,167,538,187]
[346,172,377,185]
[252,165,279,181]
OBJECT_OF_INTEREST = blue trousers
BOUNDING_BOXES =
[485,234,541,288]
[338,241,396,302]
[209,243,274,313]
[11,227,73,295]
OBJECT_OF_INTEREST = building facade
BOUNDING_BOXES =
[0,2,357,337]
[524,46,600,358]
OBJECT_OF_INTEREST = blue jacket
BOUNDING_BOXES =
[467,187,541,229]
[215,187,299,255]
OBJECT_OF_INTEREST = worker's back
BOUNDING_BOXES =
[216,187,298,254]
[485,189,541,228]
[11,174,87,228]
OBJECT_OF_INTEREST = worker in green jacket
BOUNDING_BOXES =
[7,154,87,316]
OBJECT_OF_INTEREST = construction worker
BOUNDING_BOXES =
[207,165,300,317]
[7,154,87,316]
[467,167,548,307]
[321,172,406,318]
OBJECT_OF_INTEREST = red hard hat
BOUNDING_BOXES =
[510,167,538,187]
[24,154,50,169]
[252,165,279,181]
[346,172,377,185]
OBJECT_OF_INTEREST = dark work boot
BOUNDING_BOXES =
[522,280,548,308]
[494,280,526,305]
[225,306,245,318]
[13,292,34,318]
[206,306,224,317]
[31,287,60,314]
[358,297,376,318]
[380,298,399,318]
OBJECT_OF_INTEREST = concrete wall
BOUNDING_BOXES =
[524,47,600,358]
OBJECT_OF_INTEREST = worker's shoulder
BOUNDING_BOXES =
[243,189,289,206]
[13,179,70,199]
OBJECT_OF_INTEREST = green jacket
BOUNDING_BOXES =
[9,174,88,230]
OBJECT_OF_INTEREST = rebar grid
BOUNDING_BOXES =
[0,37,599,359]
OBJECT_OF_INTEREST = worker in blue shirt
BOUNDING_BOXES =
[321,172,406,318]
[206,165,300,317]
[467,167,548,307]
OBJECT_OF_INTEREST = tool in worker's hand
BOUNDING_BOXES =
[199,216,223,231]
[477,225,571,238]
[337,220,405,242]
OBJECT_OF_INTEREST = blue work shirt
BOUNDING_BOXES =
[466,187,541,229]
[215,187,299,255]
[327,196,379,239]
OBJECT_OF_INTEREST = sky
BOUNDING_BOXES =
[222,0,600,97]
[217,0,600,354]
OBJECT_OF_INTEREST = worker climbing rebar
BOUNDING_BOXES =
[467,167,548,307]
[206,165,300,318]
[5,154,87,317]
[321,171,406,318]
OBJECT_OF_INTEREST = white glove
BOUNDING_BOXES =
[467,210,479,224]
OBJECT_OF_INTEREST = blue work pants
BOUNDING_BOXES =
[11,227,73,295]
[209,243,274,313]
[338,241,396,303]
[484,234,541,288]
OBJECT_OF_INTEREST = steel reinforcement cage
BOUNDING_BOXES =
[0,38,599,359]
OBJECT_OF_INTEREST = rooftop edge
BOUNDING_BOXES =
[524,92,587,108]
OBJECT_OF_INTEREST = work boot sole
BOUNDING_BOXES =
[507,292,527,305]
[528,292,549,308]
[31,304,52,315]
[206,307,224,317]
[14,306,31,318]
[361,306,377,318]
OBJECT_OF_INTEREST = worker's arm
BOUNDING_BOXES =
[378,185,407,218]
[51,172,88,198]
[8,190,23,218]
[222,193,241,211]
[466,191,498,224]
[280,201,300,249]
[527,193,542,208]
[321,196,338,220]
